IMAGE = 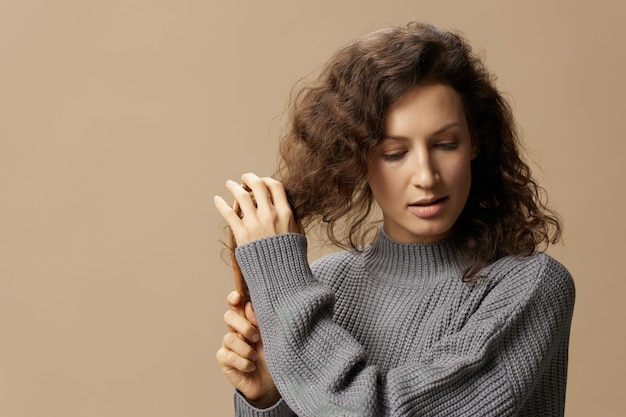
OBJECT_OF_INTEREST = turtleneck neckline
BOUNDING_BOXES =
[363,228,466,283]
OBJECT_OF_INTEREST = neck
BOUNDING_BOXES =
[363,228,465,283]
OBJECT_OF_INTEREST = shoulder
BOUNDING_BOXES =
[484,252,575,312]
[488,252,573,286]
[311,249,364,286]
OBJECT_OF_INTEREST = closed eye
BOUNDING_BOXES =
[381,151,407,161]
[435,142,458,150]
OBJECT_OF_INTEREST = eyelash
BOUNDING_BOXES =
[381,142,458,161]
[436,142,458,150]
[381,151,407,161]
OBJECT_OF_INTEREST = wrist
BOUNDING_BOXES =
[248,387,281,409]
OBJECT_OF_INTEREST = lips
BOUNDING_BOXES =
[408,196,448,218]
[410,196,447,206]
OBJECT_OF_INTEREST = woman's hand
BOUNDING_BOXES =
[214,173,300,246]
[216,291,280,409]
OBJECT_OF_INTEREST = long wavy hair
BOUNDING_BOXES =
[277,22,561,279]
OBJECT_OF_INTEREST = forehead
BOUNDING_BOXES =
[384,84,467,135]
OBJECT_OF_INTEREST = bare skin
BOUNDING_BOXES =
[214,173,300,247]
[214,173,301,408]
[216,291,280,408]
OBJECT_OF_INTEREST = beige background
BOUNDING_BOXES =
[1,1,624,416]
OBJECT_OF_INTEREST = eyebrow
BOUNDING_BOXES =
[383,121,461,141]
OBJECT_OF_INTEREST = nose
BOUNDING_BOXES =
[410,149,439,189]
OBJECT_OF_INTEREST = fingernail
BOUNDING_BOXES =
[226,179,237,186]
[250,332,260,343]
[250,351,258,361]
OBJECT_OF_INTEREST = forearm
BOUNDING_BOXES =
[235,235,573,416]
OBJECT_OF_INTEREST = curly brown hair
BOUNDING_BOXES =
[277,22,561,279]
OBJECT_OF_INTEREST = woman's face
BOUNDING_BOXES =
[367,83,476,243]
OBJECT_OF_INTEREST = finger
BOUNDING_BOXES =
[225,179,258,217]
[228,291,248,315]
[262,177,289,211]
[262,177,300,234]
[216,345,256,373]
[215,193,252,245]
[224,309,260,343]
[241,173,273,211]
[245,302,260,328]
[213,195,244,230]
[227,291,242,308]
[222,332,258,362]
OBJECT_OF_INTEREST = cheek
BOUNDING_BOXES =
[367,175,385,205]
[446,159,473,196]
[367,164,395,205]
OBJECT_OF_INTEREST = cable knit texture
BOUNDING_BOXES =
[233,229,575,417]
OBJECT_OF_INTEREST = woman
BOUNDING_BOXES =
[214,22,575,416]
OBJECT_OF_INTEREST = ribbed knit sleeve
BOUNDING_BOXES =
[234,390,296,417]
[233,232,575,417]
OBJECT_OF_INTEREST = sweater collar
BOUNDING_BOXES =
[363,228,466,282]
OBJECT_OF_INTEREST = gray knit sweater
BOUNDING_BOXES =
[233,229,575,416]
